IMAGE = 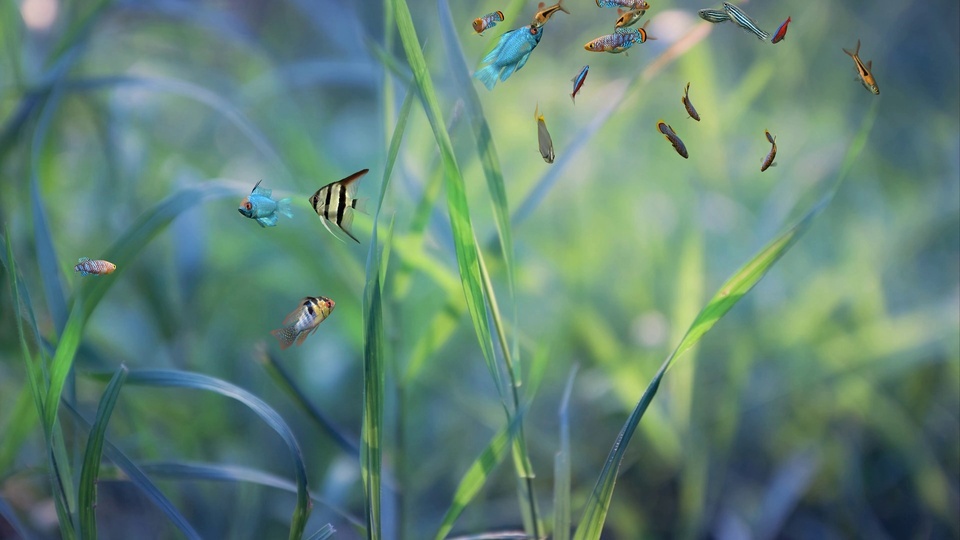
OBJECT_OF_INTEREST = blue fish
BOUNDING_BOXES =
[474,24,543,90]
[238,180,293,227]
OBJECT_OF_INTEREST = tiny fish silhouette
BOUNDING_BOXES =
[682,82,700,121]
[535,104,555,163]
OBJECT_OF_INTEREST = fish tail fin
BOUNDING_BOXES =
[351,198,370,214]
[843,39,860,58]
[473,64,501,90]
[559,0,570,14]
[271,326,298,350]
[277,197,294,218]
[570,92,576,104]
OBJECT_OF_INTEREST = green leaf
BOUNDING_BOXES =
[78,364,128,540]
[553,365,579,540]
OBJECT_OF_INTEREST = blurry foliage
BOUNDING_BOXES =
[1,0,958,539]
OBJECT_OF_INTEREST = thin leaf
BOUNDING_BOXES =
[573,102,879,539]
[78,364,128,539]
[120,369,311,540]
[305,523,337,540]
[63,403,202,540]
[553,365,579,540]
[361,252,385,540]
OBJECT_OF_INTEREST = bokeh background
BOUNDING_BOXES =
[1,0,958,538]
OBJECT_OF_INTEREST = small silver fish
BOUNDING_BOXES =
[697,9,730,24]
[722,2,769,40]
[535,104,555,163]
[271,296,335,350]
[309,169,369,243]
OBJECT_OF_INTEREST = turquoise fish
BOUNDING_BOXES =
[238,180,293,227]
[474,24,543,90]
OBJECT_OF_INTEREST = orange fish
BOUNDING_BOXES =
[842,39,879,95]
[74,257,116,276]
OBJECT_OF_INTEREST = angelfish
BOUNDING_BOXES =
[271,296,335,350]
[535,104,555,163]
[309,168,369,243]
[842,39,880,95]
[474,24,543,90]
[74,257,116,276]
[473,10,504,34]
[238,180,293,228]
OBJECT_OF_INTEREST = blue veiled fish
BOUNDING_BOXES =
[238,180,293,227]
[474,24,543,90]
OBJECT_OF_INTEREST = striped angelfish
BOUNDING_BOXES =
[722,2,769,40]
[309,168,369,243]
[697,9,730,24]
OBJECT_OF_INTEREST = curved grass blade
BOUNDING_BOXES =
[78,364,128,539]
[305,523,337,540]
[553,365,579,540]
[257,346,361,458]
[573,104,879,539]
[392,0,504,402]
[138,462,365,532]
[63,402,201,540]
[43,183,235,437]
[361,244,386,540]
[120,369,311,540]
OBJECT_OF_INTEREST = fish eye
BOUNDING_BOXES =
[244,202,252,210]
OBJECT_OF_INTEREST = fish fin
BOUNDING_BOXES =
[271,327,297,350]
[558,0,570,14]
[515,51,534,72]
[252,180,272,198]
[281,300,309,326]
[276,198,293,218]
[351,197,370,215]
[294,328,313,346]
[570,92,576,104]
[473,64,501,90]
[78,257,90,262]
[258,214,278,227]
[337,209,361,243]
[338,168,369,198]
[499,61,519,82]
[866,60,872,70]
[538,1,545,7]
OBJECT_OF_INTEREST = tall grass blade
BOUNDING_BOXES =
[120,369,311,540]
[361,246,386,540]
[78,364,128,539]
[63,403,201,540]
[573,104,879,539]
[553,365,578,540]
[391,0,504,401]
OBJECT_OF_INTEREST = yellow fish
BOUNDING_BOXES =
[842,39,880,95]
[271,296,335,350]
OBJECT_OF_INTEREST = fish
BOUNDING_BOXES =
[309,168,369,243]
[584,21,652,54]
[615,7,647,28]
[697,9,730,23]
[570,65,589,103]
[271,296,335,350]
[596,0,650,10]
[771,16,791,44]
[533,1,569,27]
[722,2,769,40]
[474,24,543,90]
[535,104,555,163]
[74,257,116,276]
[238,180,293,228]
[842,39,880,95]
[473,10,505,34]
[656,120,688,159]
[682,82,700,121]
[761,130,777,171]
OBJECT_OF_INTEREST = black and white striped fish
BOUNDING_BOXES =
[309,168,369,243]
[697,9,730,24]
[722,2,769,40]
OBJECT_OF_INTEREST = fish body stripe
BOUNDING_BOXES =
[698,9,730,23]
[336,181,347,226]
[723,2,769,40]
[323,184,333,220]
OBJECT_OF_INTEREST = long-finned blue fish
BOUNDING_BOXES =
[584,21,652,54]
[722,2,769,40]
[596,0,650,10]
[771,16,791,44]
[238,180,293,228]
[535,104,555,163]
[533,0,569,27]
[842,39,880,95]
[309,168,369,243]
[570,65,589,103]
[474,24,543,90]
[697,9,730,23]
[473,10,504,34]
[761,130,777,171]
[271,296,335,350]
[657,120,688,159]
[74,257,116,276]
[682,82,700,121]
[615,7,647,28]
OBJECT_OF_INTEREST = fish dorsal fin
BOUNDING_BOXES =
[338,168,369,199]
[252,180,271,197]
[539,2,545,8]
[281,298,313,326]
[866,60,872,70]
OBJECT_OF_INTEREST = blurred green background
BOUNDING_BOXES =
[1,0,957,538]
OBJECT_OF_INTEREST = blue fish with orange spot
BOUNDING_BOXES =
[238,180,293,227]
[474,24,543,89]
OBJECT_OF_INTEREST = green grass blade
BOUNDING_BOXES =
[392,0,504,401]
[553,366,579,540]
[305,523,337,540]
[573,103,879,539]
[0,385,38,474]
[78,364,128,540]
[361,254,385,540]
[62,403,202,540]
[138,462,365,532]
[121,369,311,540]
[42,183,235,436]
